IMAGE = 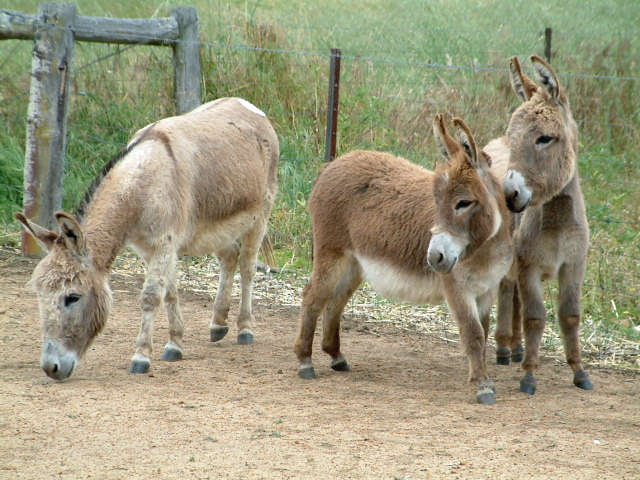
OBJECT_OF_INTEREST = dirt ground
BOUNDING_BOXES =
[1,248,639,480]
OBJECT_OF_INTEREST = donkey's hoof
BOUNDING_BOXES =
[161,347,183,362]
[511,345,524,363]
[237,329,254,345]
[496,346,511,365]
[519,372,537,395]
[210,325,229,343]
[298,364,317,380]
[573,369,593,390]
[476,385,496,405]
[129,355,151,374]
[330,355,351,372]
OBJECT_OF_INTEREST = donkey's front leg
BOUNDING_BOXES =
[130,254,170,373]
[518,266,547,394]
[445,284,494,405]
[558,263,593,391]
[210,243,240,343]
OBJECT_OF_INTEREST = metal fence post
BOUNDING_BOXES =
[22,2,76,255]
[172,6,201,114]
[324,47,342,162]
[544,27,552,63]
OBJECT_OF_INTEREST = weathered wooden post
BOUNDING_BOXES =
[324,48,342,162]
[172,6,201,114]
[22,2,76,255]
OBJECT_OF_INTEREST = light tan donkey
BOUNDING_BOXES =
[15,98,279,379]
[294,115,513,405]
[484,56,593,394]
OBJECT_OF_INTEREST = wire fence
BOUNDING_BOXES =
[1,13,638,324]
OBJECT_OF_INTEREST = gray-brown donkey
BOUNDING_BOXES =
[294,115,513,405]
[15,97,279,379]
[484,55,593,394]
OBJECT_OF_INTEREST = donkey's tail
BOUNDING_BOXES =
[257,233,279,273]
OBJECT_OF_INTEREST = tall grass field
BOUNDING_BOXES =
[1,1,639,363]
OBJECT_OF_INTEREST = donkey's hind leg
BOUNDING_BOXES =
[322,259,363,372]
[235,214,270,345]
[161,253,184,362]
[210,242,240,343]
[294,250,352,379]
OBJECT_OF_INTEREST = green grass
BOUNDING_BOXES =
[2,0,639,354]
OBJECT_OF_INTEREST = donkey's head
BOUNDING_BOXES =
[427,115,502,273]
[15,212,111,380]
[503,55,579,212]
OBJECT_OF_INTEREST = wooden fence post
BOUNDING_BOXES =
[172,6,201,114]
[324,48,342,162]
[22,2,76,255]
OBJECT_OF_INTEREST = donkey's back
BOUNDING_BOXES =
[108,97,279,258]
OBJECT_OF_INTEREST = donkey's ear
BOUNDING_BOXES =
[14,212,58,251]
[452,117,482,169]
[509,56,538,102]
[530,54,560,103]
[55,212,85,255]
[432,114,459,162]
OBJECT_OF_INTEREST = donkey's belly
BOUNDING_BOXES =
[180,210,258,256]
[356,255,444,305]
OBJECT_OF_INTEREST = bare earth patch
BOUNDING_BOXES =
[1,248,639,479]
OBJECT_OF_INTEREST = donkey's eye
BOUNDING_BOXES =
[455,200,474,211]
[535,135,554,146]
[64,294,81,307]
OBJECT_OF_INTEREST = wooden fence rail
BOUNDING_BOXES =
[1,3,201,254]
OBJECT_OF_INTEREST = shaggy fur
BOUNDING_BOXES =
[483,56,592,393]
[16,97,279,379]
[294,116,513,404]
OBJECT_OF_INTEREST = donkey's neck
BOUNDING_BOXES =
[81,192,139,272]
[542,170,586,224]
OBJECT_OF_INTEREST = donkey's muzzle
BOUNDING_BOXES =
[503,169,532,213]
[41,340,77,381]
[427,233,461,274]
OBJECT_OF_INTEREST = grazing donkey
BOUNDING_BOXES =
[294,115,513,405]
[15,97,279,380]
[484,55,593,394]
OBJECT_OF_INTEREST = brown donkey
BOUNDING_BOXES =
[294,115,513,405]
[484,56,593,394]
[15,98,279,380]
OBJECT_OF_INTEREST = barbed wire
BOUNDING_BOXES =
[3,20,640,82]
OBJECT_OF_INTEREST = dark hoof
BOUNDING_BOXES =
[129,361,150,374]
[476,386,496,405]
[520,372,537,395]
[573,369,593,390]
[496,346,511,365]
[330,356,351,372]
[237,330,254,345]
[161,347,183,362]
[298,365,317,380]
[511,345,524,363]
[210,325,229,343]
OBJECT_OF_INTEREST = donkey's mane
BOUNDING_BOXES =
[73,139,141,223]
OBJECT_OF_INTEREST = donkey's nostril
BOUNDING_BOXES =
[438,253,444,264]
[52,364,58,373]
[513,190,518,198]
